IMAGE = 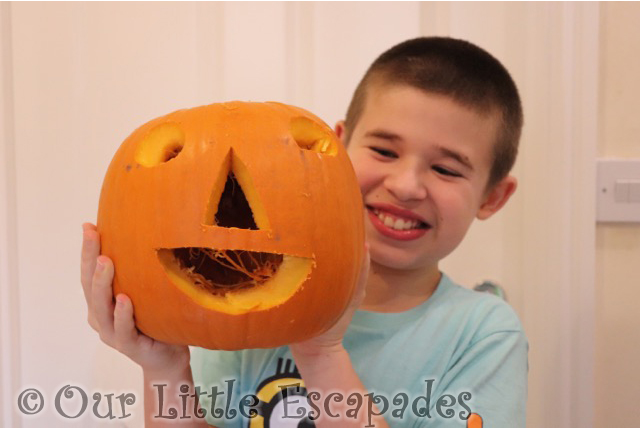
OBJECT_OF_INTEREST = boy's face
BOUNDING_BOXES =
[339,84,516,273]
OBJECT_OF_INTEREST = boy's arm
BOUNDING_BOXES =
[290,244,390,428]
[82,223,207,427]
[143,364,208,427]
[292,346,390,428]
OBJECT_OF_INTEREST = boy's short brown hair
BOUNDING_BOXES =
[343,37,523,191]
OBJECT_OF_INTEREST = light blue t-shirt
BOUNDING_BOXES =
[190,273,528,427]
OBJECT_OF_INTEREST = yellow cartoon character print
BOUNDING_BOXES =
[249,358,315,428]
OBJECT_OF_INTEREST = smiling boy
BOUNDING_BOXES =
[280,37,525,427]
[82,36,527,427]
[341,83,516,311]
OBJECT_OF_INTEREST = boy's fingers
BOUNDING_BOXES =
[91,256,116,343]
[87,314,99,332]
[354,242,370,304]
[363,242,370,268]
[113,294,139,352]
[359,242,370,284]
[81,223,100,303]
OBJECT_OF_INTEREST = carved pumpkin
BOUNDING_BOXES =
[97,102,365,350]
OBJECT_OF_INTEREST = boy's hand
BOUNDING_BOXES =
[81,223,190,375]
[290,242,370,357]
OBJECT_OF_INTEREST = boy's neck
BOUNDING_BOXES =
[359,262,441,313]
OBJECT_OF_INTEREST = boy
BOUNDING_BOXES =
[82,36,527,427]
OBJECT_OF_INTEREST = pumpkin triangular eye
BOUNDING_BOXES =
[204,148,269,230]
[214,172,258,230]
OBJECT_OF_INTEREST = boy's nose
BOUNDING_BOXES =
[384,167,428,202]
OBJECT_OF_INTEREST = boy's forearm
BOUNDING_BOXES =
[143,365,208,427]
[292,346,390,428]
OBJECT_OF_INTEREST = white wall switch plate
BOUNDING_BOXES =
[597,159,640,223]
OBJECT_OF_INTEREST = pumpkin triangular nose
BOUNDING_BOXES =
[214,172,258,230]
[204,148,269,230]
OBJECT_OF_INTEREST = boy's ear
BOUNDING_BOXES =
[334,120,346,144]
[476,176,518,220]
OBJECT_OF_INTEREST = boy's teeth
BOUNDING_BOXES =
[374,209,422,231]
[394,218,410,230]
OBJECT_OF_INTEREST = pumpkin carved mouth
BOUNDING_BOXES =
[169,247,283,296]
[157,247,311,314]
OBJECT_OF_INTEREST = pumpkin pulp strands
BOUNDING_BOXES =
[179,247,282,296]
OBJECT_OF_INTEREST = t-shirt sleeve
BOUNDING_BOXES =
[419,302,528,428]
[190,346,244,428]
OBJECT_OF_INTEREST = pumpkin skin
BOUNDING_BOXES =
[97,102,365,350]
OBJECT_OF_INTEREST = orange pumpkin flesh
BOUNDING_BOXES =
[97,102,364,350]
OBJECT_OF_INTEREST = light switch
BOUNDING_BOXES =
[614,180,630,202]
[597,159,640,222]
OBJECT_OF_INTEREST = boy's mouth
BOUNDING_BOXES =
[365,205,431,241]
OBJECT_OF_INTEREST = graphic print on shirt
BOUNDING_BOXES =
[248,357,315,428]
[246,358,483,428]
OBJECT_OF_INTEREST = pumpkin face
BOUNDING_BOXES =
[97,102,365,350]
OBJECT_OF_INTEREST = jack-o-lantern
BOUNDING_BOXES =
[97,102,365,350]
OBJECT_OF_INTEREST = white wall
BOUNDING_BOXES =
[596,3,640,427]
[1,2,600,427]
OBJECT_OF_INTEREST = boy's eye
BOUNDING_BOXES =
[369,147,398,158]
[433,165,462,177]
